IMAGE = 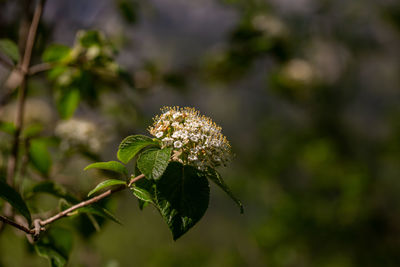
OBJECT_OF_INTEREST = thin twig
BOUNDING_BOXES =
[6,0,47,187]
[28,62,52,75]
[39,174,145,227]
[0,0,47,234]
[0,215,33,235]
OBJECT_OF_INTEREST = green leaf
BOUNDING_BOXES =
[22,123,43,138]
[134,162,210,240]
[0,180,31,224]
[29,139,52,176]
[78,205,122,225]
[84,161,127,175]
[0,39,19,63]
[78,30,103,47]
[0,121,16,135]
[57,89,80,119]
[42,44,70,62]
[87,179,126,197]
[137,147,172,180]
[205,168,244,214]
[47,66,68,80]
[131,178,154,204]
[35,227,73,267]
[117,135,159,164]
[26,181,77,203]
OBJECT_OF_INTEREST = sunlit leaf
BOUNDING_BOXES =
[117,135,159,164]
[137,147,172,180]
[87,179,126,197]
[84,161,127,175]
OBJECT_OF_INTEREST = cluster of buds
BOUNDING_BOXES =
[149,107,232,170]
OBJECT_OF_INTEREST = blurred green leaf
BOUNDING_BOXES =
[47,66,68,80]
[22,123,43,138]
[57,89,80,119]
[26,181,77,203]
[78,30,102,47]
[117,135,159,164]
[59,199,121,225]
[77,205,122,225]
[42,44,70,63]
[0,180,31,224]
[35,227,73,267]
[87,179,126,197]
[0,121,16,135]
[0,39,19,63]
[137,147,172,180]
[205,168,244,213]
[117,0,139,24]
[29,139,52,176]
[84,161,128,175]
[134,162,210,240]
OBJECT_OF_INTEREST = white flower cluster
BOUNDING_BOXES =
[149,107,232,170]
[55,119,103,153]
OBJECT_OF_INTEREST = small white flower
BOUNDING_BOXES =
[172,112,182,119]
[155,132,164,138]
[171,122,180,128]
[190,134,200,143]
[162,137,173,146]
[180,132,189,141]
[174,140,183,148]
[172,131,181,139]
[188,154,198,161]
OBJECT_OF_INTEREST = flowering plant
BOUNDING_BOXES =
[111,106,243,239]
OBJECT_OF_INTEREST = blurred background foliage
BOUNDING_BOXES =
[1,0,400,266]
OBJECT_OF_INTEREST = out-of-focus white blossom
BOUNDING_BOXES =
[252,14,287,37]
[2,98,54,125]
[149,107,232,170]
[55,118,104,153]
[282,59,315,84]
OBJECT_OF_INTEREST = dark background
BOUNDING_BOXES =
[1,0,400,266]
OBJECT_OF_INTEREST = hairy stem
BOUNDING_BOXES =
[39,174,145,227]
[0,174,145,236]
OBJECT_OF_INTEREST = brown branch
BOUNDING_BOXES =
[0,173,145,237]
[6,0,47,187]
[0,215,33,235]
[39,174,145,227]
[28,62,52,75]
[0,0,47,234]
